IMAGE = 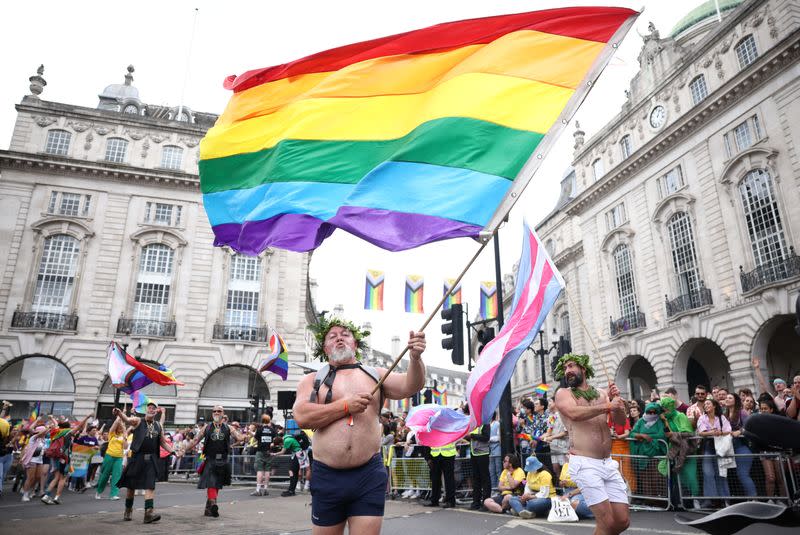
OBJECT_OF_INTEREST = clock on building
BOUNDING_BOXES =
[649,105,666,129]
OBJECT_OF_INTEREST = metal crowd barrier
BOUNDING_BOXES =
[676,451,793,509]
[609,439,671,511]
[166,453,293,484]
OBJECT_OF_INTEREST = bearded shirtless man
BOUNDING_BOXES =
[553,354,629,535]
[293,318,425,535]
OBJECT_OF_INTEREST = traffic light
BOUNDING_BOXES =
[441,304,464,365]
[477,327,495,355]
[250,395,260,415]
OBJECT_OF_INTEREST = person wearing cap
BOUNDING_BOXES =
[113,402,180,523]
[183,404,247,517]
[508,456,556,519]
[752,357,788,412]
[553,354,629,535]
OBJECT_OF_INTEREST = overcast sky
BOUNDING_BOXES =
[0,0,706,370]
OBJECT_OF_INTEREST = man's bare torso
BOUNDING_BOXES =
[311,368,382,469]
[562,389,613,459]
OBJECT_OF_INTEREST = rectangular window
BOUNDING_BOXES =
[160,146,183,170]
[620,136,632,159]
[735,35,759,69]
[45,130,71,156]
[46,191,92,217]
[605,203,627,231]
[175,205,182,227]
[143,201,182,227]
[657,166,685,198]
[154,203,173,224]
[134,282,170,321]
[724,115,762,158]
[225,289,259,327]
[592,158,605,181]
[689,75,708,105]
[105,138,128,163]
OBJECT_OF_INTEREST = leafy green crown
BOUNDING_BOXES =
[310,316,370,361]
[554,353,596,380]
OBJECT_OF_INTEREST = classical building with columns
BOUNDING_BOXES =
[531,0,799,401]
[0,66,314,425]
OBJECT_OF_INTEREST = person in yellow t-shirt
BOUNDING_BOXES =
[95,415,126,499]
[484,454,525,513]
[508,456,556,518]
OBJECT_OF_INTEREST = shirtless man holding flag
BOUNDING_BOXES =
[554,354,629,535]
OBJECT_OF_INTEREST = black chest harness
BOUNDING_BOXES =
[310,363,384,407]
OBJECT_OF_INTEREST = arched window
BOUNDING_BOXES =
[161,145,183,170]
[619,135,632,159]
[123,104,139,115]
[133,244,174,332]
[613,244,638,320]
[0,356,75,419]
[689,75,708,105]
[198,366,270,422]
[560,311,571,344]
[105,137,128,163]
[667,212,701,298]
[592,158,605,181]
[735,34,758,69]
[33,235,80,315]
[45,129,71,155]
[738,168,788,268]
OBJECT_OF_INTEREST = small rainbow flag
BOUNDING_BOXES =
[480,281,498,319]
[399,398,410,412]
[364,270,385,311]
[533,383,549,397]
[29,401,40,423]
[443,279,462,310]
[404,275,424,313]
[259,329,289,380]
[130,390,155,414]
[432,386,448,405]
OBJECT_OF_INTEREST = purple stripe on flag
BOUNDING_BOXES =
[212,209,482,254]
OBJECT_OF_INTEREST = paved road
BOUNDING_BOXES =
[1,482,796,534]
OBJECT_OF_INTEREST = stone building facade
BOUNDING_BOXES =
[0,66,312,425]
[531,0,800,401]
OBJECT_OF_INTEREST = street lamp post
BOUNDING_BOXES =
[117,330,132,408]
[530,328,559,399]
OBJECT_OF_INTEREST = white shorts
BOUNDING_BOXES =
[568,455,629,507]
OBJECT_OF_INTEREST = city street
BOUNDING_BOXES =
[1,482,796,535]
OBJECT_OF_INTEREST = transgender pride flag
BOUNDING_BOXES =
[407,221,564,445]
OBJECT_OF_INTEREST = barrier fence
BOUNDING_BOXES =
[154,440,797,513]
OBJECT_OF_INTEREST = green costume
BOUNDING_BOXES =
[660,397,699,496]
[629,402,667,469]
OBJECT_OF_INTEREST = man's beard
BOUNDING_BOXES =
[329,346,356,364]
[566,370,584,388]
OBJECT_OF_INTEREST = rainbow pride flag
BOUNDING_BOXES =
[107,342,183,394]
[432,386,448,406]
[405,275,424,313]
[443,279,462,311]
[533,383,550,397]
[259,329,289,380]
[398,398,410,412]
[199,7,638,254]
[130,390,155,414]
[364,270,385,311]
[29,401,40,423]
[480,282,498,319]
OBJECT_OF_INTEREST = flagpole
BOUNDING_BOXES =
[563,288,612,386]
[176,7,199,121]
[371,238,491,394]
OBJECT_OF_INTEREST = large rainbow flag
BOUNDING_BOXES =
[480,282,498,319]
[199,7,638,254]
[404,275,424,313]
[407,220,565,446]
[364,270,385,311]
[443,279,462,311]
[107,342,183,394]
[259,329,289,380]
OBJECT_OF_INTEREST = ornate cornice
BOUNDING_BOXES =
[553,241,584,268]
[0,150,200,190]
[565,28,800,217]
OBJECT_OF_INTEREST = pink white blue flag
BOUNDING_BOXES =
[407,220,564,446]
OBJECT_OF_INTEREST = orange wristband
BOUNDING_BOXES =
[343,401,349,416]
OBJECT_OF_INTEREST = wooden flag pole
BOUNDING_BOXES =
[371,238,491,395]
[563,287,612,386]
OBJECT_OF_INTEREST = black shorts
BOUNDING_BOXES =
[311,453,387,526]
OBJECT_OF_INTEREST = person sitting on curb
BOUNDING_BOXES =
[508,455,556,519]
[484,454,525,513]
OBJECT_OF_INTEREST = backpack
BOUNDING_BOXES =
[295,430,310,450]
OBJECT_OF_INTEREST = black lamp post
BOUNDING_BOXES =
[530,328,559,399]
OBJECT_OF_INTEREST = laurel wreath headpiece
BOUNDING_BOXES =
[310,316,370,361]
[554,353,596,380]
